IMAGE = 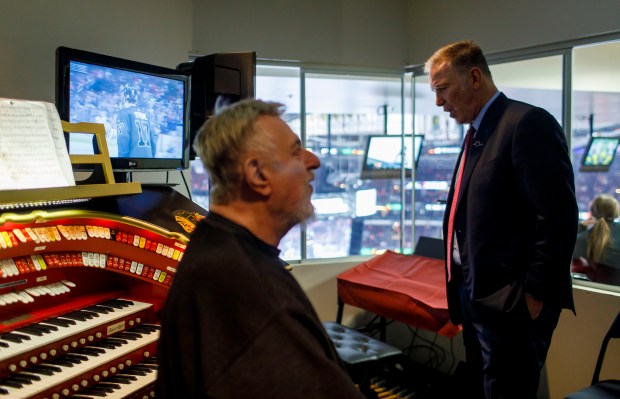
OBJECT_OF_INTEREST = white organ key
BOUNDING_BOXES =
[17,291,34,303]
[78,362,157,399]
[0,328,159,399]
[99,253,107,268]
[30,255,42,271]
[10,259,20,275]
[12,229,27,243]
[51,226,62,241]
[78,226,87,240]
[61,280,76,288]
[0,300,153,364]
[24,227,39,243]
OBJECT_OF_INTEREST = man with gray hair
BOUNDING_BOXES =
[156,99,364,398]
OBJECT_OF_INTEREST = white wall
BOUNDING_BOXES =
[405,0,620,66]
[2,2,620,398]
[0,0,193,104]
[191,0,409,68]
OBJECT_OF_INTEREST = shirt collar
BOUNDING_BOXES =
[471,91,501,132]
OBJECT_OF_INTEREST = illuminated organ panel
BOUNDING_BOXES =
[0,186,204,399]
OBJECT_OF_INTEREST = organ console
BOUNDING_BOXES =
[0,185,207,399]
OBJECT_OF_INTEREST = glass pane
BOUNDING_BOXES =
[256,66,303,260]
[304,72,405,258]
[411,55,564,250]
[491,56,563,124]
[412,74,462,246]
[189,159,210,210]
[572,41,620,287]
[188,65,304,260]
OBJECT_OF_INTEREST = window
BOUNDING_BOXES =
[572,41,620,217]
[189,34,620,289]
[410,55,565,247]
[303,71,406,258]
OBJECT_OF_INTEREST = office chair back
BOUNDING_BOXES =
[564,309,620,398]
[414,236,445,260]
[592,310,620,384]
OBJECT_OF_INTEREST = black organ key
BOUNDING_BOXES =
[33,325,55,334]
[115,373,137,382]
[132,364,157,372]
[77,390,107,397]
[28,365,59,376]
[65,353,89,362]
[47,357,75,367]
[114,332,140,340]
[16,372,41,381]
[121,368,147,376]
[83,345,110,354]
[130,324,159,334]
[84,305,113,314]
[142,357,158,365]
[58,313,86,322]
[98,382,122,390]
[84,385,117,394]
[42,317,76,327]
[0,377,23,388]
[7,375,33,386]
[0,332,31,343]
[80,310,100,318]
[107,375,134,384]
[16,326,45,336]
[74,347,102,357]
[99,299,133,309]
[108,337,128,345]
[60,310,99,322]
[89,342,117,350]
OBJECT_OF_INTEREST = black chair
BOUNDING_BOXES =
[564,310,620,398]
[414,236,445,260]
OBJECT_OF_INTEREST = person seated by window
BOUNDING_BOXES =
[572,194,620,285]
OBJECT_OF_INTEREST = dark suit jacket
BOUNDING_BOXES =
[443,93,578,324]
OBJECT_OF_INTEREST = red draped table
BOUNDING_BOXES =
[337,250,460,338]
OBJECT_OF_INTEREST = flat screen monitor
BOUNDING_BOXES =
[580,136,619,172]
[361,134,424,179]
[177,52,256,160]
[55,46,191,172]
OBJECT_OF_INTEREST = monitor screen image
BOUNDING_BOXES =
[580,136,619,172]
[361,134,424,179]
[56,46,191,171]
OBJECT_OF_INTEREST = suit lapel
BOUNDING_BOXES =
[456,93,509,203]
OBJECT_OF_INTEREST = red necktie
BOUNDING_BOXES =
[446,126,475,281]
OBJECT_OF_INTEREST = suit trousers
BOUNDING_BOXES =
[457,276,561,399]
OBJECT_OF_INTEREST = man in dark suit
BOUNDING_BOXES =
[425,40,578,398]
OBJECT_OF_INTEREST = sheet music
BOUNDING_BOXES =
[0,98,76,190]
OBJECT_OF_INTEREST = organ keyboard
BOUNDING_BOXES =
[0,185,206,399]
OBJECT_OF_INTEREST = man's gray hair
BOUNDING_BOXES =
[193,98,285,204]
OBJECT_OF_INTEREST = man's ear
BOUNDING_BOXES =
[469,67,482,88]
[244,156,272,196]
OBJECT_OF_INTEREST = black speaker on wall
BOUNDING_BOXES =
[177,51,256,159]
